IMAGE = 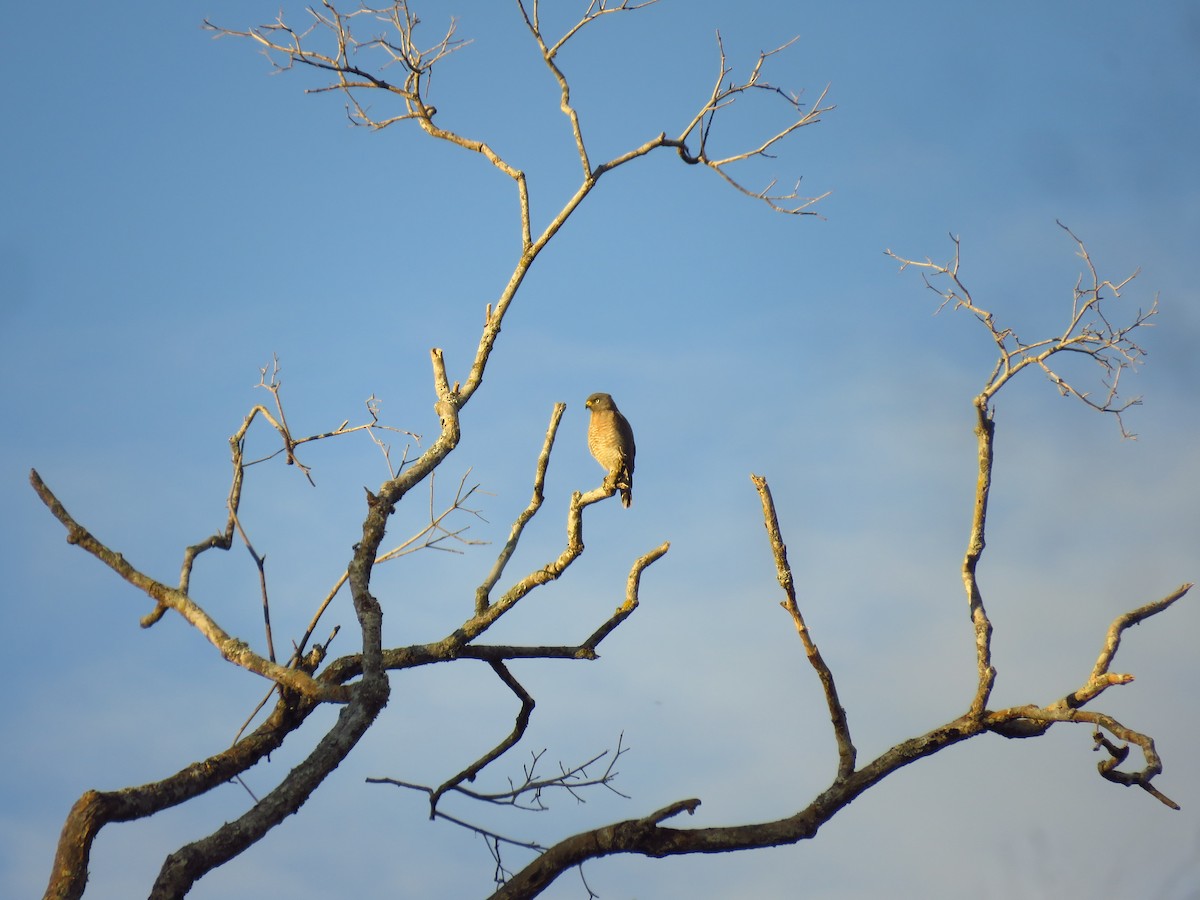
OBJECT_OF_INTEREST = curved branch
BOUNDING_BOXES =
[494,716,983,899]
[985,705,1180,810]
[982,582,1190,809]
[582,541,670,651]
[429,661,536,814]
[1088,583,1192,683]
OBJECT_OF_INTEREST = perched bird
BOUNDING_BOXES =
[585,392,636,507]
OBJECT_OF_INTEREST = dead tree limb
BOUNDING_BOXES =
[490,228,1183,898]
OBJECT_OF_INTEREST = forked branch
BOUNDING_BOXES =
[888,226,1158,715]
[429,661,536,815]
[984,582,1191,809]
[671,33,833,213]
[888,227,1181,802]
[370,737,631,888]
[28,469,348,705]
[418,415,670,652]
[886,223,1155,436]
[518,0,661,177]
[487,233,1182,896]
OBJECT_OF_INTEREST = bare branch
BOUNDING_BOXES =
[517,0,663,178]
[497,567,1189,900]
[986,704,1180,810]
[886,227,1158,718]
[44,698,312,900]
[476,404,565,613]
[582,542,670,651]
[750,474,855,778]
[1093,729,1180,809]
[369,737,631,887]
[370,737,629,812]
[669,34,834,214]
[429,661,536,815]
[886,225,1155,436]
[288,470,488,667]
[204,3,831,471]
[149,670,389,898]
[982,582,1190,809]
[142,362,417,634]
[963,398,997,717]
[1088,583,1192,684]
[233,510,276,663]
[418,471,669,653]
[207,4,531,252]
[28,469,349,705]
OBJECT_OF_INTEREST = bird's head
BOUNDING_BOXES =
[585,392,616,411]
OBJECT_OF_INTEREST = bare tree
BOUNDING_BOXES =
[31,3,1185,899]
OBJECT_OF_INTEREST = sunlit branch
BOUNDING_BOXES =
[751,475,855,778]
[581,542,670,651]
[982,582,1190,809]
[886,223,1154,437]
[477,404,564,613]
[28,469,348,705]
[671,34,834,214]
[963,398,997,717]
[1088,583,1191,684]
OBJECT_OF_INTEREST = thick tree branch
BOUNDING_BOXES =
[498,568,1187,898]
[43,698,311,900]
[149,364,402,896]
[148,681,388,899]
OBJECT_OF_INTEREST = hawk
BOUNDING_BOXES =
[585,392,636,507]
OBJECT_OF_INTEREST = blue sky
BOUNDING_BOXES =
[3,1,1199,897]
